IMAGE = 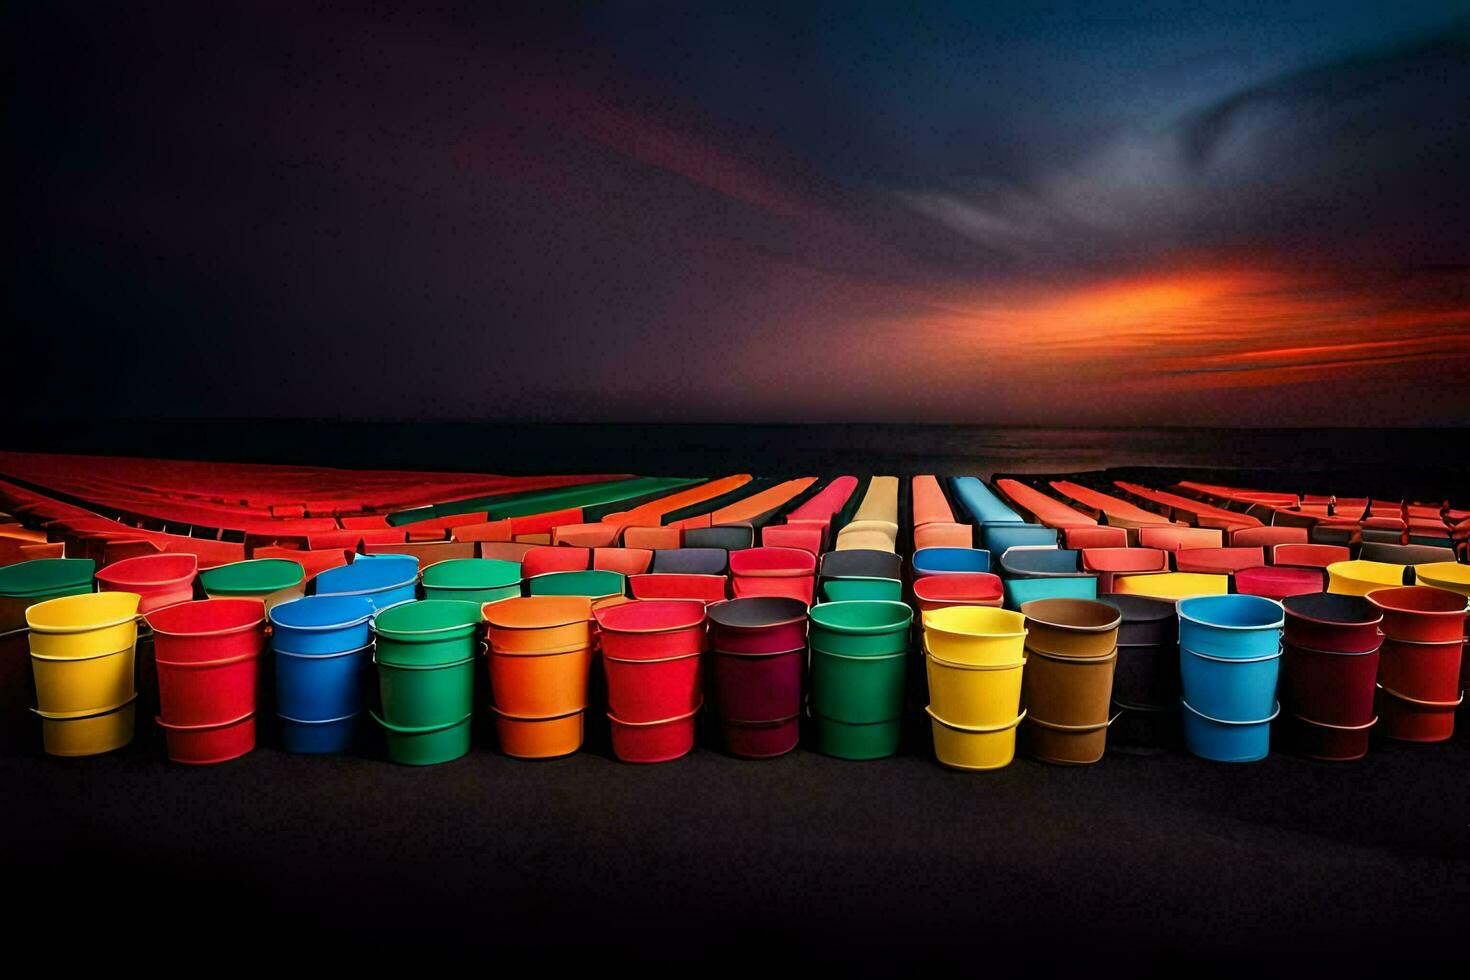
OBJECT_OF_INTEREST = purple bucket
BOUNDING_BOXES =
[711,647,803,722]
[720,714,800,758]
[707,597,808,654]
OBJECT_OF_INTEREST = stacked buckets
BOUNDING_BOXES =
[2,558,96,741]
[483,596,594,759]
[595,599,706,762]
[1280,594,1382,760]
[1103,593,1180,753]
[921,606,1028,770]
[1018,598,1121,764]
[26,590,142,756]
[148,598,268,764]
[371,599,480,764]
[707,597,807,758]
[270,594,376,753]
[1367,586,1467,742]
[1177,595,1284,762]
[808,600,912,759]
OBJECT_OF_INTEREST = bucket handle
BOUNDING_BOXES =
[603,649,704,665]
[811,648,907,662]
[154,650,262,669]
[1376,683,1465,708]
[371,653,476,671]
[368,709,473,734]
[29,645,135,663]
[1025,710,1123,733]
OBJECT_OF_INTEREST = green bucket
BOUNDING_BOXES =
[808,600,913,657]
[526,569,626,598]
[371,711,473,765]
[821,577,903,602]
[421,558,522,605]
[372,599,482,666]
[813,713,902,760]
[0,558,96,632]
[375,655,476,728]
[199,558,305,609]
[810,648,906,723]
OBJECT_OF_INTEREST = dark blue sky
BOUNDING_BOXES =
[8,1,1469,423]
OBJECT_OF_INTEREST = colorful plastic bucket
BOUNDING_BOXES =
[1280,642,1379,727]
[269,594,376,655]
[0,557,95,632]
[525,569,625,598]
[1177,595,1283,659]
[483,595,594,654]
[1180,699,1278,762]
[1024,713,1115,765]
[1020,598,1121,659]
[1021,647,1117,728]
[375,654,475,729]
[819,549,902,581]
[922,606,1027,666]
[707,597,808,654]
[912,572,1004,611]
[25,592,140,660]
[373,711,473,765]
[1376,684,1461,742]
[808,600,912,657]
[1002,574,1097,610]
[315,556,419,610]
[603,651,701,724]
[1101,593,1175,647]
[1112,572,1228,600]
[1282,593,1383,654]
[1180,646,1281,722]
[912,547,991,577]
[420,557,521,605]
[1234,565,1323,599]
[200,558,306,612]
[1326,560,1407,596]
[720,714,799,759]
[711,647,803,722]
[810,648,905,723]
[155,648,261,727]
[157,711,256,765]
[486,644,591,717]
[1412,561,1470,597]
[821,576,903,602]
[594,598,707,661]
[926,706,1024,771]
[279,712,359,754]
[275,643,370,721]
[1366,586,1468,643]
[372,599,482,667]
[1377,637,1463,703]
[1000,549,1081,577]
[147,598,267,665]
[1287,712,1375,761]
[813,711,901,760]
[608,704,699,763]
[95,553,198,613]
[924,649,1025,728]
[33,696,135,757]
[492,707,584,759]
[29,643,135,717]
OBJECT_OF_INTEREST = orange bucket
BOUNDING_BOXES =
[492,706,584,758]
[485,642,591,717]
[483,595,594,653]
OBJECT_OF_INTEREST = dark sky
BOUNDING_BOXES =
[8,1,1470,424]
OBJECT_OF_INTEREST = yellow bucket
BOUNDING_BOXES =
[1413,561,1470,597]
[1327,560,1408,596]
[25,592,142,659]
[924,645,1025,728]
[1112,572,1228,600]
[835,521,898,552]
[921,606,1027,665]
[926,706,1025,771]
[30,643,136,716]
[33,696,136,756]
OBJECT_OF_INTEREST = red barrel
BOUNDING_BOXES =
[1282,594,1383,654]
[1377,685,1461,742]
[1280,642,1380,727]
[603,652,702,723]
[607,704,700,763]
[1377,637,1463,703]
[147,598,267,664]
[1367,587,1468,643]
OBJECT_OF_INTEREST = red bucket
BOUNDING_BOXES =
[603,651,702,723]
[607,703,700,763]
[1376,685,1461,742]
[731,575,814,604]
[146,598,267,664]
[628,573,728,604]
[1282,594,1383,654]
[707,597,808,654]
[1366,587,1468,643]
[594,599,707,661]
[1288,712,1375,761]
[711,647,803,722]
[1235,565,1323,599]
[912,572,1004,611]
[157,711,256,764]
[1377,637,1463,703]
[155,650,261,727]
[95,553,198,613]
[720,713,799,759]
[1280,642,1379,727]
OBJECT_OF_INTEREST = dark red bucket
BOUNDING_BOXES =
[707,597,808,654]
[720,713,799,759]
[1288,712,1375,761]
[155,650,261,728]
[1234,565,1323,599]
[1280,641,1379,727]
[607,703,700,763]
[156,711,256,764]
[594,599,707,661]
[711,647,803,722]
[1282,594,1383,654]
[1367,587,1468,643]
[1376,684,1461,742]
[146,598,267,665]
[1377,637,1463,703]
[603,652,702,723]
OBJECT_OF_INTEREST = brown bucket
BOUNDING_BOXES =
[1024,712,1119,765]
[1020,598,1122,659]
[1021,645,1117,728]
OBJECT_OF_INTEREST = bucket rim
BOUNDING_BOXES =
[485,639,590,657]
[593,597,707,634]
[1180,697,1280,725]
[1282,593,1385,628]
[807,599,913,635]
[1020,597,1123,633]
[1290,711,1378,732]
[603,649,702,665]
[278,710,360,726]
[925,705,1026,733]
[371,599,483,639]
[812,646,906,662]
[156,710,255,732]
[923,647,1026,671]
[1365,585,1470,617]
[199,557,306,593]
[706,596,809,630]
[316,574,418,599]
[606,699,704,727]
[269,594,376,632]
[720,712,800,728]
[1023,643,1118,665]
[94,553,199,589]
[1026,712,1119,733]
[1377,634,1466,649]
[1182,644,1283,664]
[1375,683,1465,708]
[32,693,138,720]
[1176,594,1284,632]
[711,644,805,659]
[1282,638,1382,657]
[482,595,595,630]
[370,710,474,734]
[921,606,1027,639]
[25,591,142,635]
[489,705,585,722]
[372,653,476,671]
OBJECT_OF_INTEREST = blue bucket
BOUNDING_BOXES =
[268,594,376,655]
[315,555,421,611]
[1178,595,1283,659]
[981,523,1058,556]
[279,713,359,754]
[1000,548,1081,577]
[1181,698,1279,762]
[1180,646,1281,722]
[912,547,991,576]
[1003,574,1097,610]
[275,642,372,720]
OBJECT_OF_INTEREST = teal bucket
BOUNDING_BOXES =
[821,577,903,602]
[1003,575,1097,610]
[808,600,913,657]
